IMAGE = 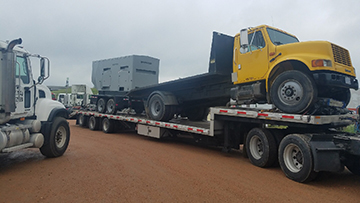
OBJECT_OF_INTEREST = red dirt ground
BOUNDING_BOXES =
[1,120,360,202]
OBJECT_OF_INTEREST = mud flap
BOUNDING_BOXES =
[309,138,343,172]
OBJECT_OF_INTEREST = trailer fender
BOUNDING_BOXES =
[309,136,343,172]
[147,91,178,106]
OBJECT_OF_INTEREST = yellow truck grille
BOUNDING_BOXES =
[331,44,352,66]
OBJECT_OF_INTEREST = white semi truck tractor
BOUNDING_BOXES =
[0,38,70,157]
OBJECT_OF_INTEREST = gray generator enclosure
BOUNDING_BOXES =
[92,55,159,93]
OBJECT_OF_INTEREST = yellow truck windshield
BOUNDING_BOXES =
[266,28,299,45]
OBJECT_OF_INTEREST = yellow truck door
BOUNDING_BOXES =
[235,30,269,84]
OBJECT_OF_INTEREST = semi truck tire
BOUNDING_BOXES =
[270,70,317,113]
[278,134,318,182]
[102,117,114,133]
[245,128,277,168]
[40,117,70,158]
[88,116,100,131]
[344,154,360,175]
[148,94,173,121]
[97,98,106,113]
[106,98,116,114]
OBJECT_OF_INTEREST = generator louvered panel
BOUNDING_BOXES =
[331,44,352,66]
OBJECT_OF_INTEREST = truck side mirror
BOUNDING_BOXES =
[40,58,45,77]
[240,28,249,54]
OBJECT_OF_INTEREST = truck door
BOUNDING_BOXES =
[235,30,269,83]
[14,55,34,117]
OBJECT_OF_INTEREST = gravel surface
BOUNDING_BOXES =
[1,120,360,202]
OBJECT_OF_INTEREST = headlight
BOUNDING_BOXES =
[312,59,332,67]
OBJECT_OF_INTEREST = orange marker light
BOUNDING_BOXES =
[312,60,324,67]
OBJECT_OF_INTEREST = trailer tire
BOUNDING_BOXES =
[40,117,70,158]
[106,98,116,114]
[245,128,277,168]
[278,134,318,182]
[88,116,100,131]
[148,94,173,121]
[270,70,317,113]
[102,117,114,133]
[78,114,88,127]
[345,154,360,175]
[97,98,106,113]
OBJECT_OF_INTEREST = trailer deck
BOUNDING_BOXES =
[76,106,358,137]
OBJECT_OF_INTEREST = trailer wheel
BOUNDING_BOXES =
[270,70,317,113]
[278,134,317,182]
[106,98,116,114]
[40,117,70,158]
[345,154,360,175]
[77,114,88,127]
[245,128,277,168]
[97,98,106,113]
[102,117,114,133]
[148,94,173,121]
[88,116,100,131]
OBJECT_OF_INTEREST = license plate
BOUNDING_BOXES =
[345,77,351,85]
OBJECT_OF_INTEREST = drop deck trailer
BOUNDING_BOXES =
[76,107,360,183]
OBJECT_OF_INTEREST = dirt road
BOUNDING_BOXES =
[1,120,360,202]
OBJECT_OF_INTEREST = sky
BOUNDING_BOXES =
[2,0,360,88]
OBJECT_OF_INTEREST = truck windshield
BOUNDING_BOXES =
[266,28,299,45]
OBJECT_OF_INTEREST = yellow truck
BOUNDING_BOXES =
[107,25,359,121]
[231,25,358,113]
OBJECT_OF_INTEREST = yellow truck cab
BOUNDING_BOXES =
[230,25,358,113]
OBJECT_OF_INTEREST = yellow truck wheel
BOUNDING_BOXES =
[270,70,317,113]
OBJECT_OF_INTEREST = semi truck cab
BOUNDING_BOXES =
[0,38,70,157]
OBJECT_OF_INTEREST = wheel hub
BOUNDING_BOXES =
[279,81,303,105]
[151,101,161,116]
[283,144,303,173]
[249,136,263,160]
[55,126,66,148]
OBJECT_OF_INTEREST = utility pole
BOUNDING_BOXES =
[65,77,69,107]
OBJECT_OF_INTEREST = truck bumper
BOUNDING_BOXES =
[313,72,358,90]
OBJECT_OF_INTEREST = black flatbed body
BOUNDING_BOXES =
[127,32,235,109]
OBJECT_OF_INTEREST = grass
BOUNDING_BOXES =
[342,124,356,133]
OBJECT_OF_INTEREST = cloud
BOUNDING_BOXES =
[1,0,360,89]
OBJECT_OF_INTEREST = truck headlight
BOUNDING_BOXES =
[312,59,332,67]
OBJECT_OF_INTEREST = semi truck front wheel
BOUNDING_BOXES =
[40,117,70,158]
